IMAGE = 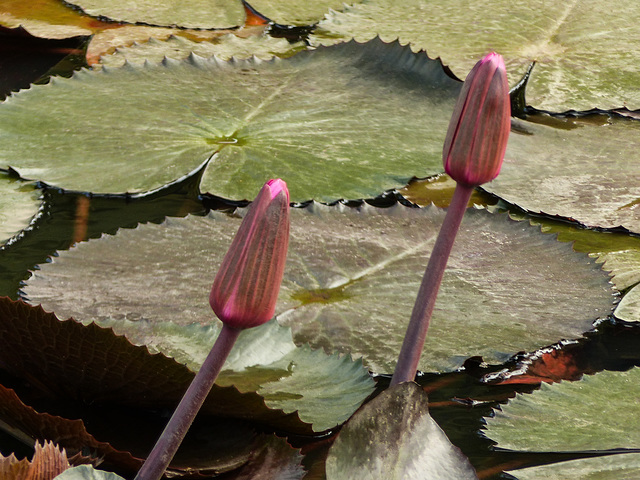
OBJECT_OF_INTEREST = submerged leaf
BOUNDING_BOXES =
[0,38,460,201]
[25,202,615,374]
[325,383,478,479]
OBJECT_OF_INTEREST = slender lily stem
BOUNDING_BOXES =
[391,183,474,385]
[134,324,241,480]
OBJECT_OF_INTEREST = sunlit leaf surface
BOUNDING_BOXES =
[0,38,459,201]
[64,0,245,29]
[312,0,640,110]
[325,383,478,479]
[488,117,640,233]
[247,0,364,26]
[613,284,640,322]
[484,367,640,479]
[0,173,40,245]
[98,34,305,68]
[25,202,615,374]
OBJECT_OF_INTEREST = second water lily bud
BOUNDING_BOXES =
[443,52,511,187]
[210,179,290,329]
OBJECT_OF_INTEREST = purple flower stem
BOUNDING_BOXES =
[391,183,474,386]
[134,324,242,480]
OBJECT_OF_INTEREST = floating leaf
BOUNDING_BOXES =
[503,454,640,480]
[0,38,460,201]
[0,172,40,245]
[25,202,615,374]
[325,383,478,479]
[484,368,640,479]
[312,0,640,110]
[98,34,305,69]
[487,117,640,233]
[247,0,364,26]
[63,0,245,29]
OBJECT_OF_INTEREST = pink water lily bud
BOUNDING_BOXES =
[443,52,511,187]
[209,179,290,329]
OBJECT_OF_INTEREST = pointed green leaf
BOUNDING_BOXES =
[325,383,478,480]
[0,38,460,201]
[25,202,615,374]
[312,0,640,110]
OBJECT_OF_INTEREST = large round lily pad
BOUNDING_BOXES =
[0,38,459,202]
[24,202,615,374]
[312,0,640,111]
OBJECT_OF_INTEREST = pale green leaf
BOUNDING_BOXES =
[312,0,640,110]
[64,0,245,29]
[0,172,40,245]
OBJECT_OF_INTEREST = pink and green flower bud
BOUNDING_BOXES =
[209,179,290,329]
[443,52,511,187]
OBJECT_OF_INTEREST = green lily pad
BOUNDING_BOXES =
[247,0,364,26]
[487,117,640,233]
[0,172,41,245]
[312,0,640,111]
[86,318,375,431]
[25,202,615,374]
[325,383,478,479]
[98,34,305,68]
[0,38,460,202]
[484,368,640,479]
[505,454,640,480]
[64,0,245,29]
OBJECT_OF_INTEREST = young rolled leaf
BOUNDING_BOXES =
[325,382,478,479]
